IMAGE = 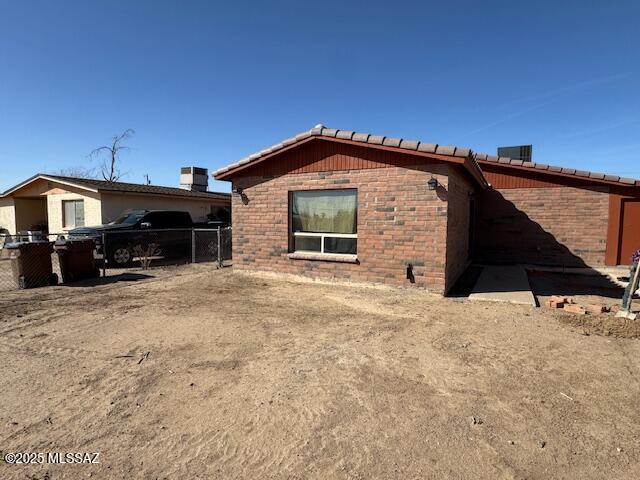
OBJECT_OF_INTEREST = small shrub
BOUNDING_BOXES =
[132,243,161,270]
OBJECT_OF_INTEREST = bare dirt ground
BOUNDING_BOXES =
[1,264,639,479]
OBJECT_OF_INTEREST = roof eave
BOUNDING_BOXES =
[1,174,99,197]
[214,135,489,188]
[462,157,490,189]
[99,189,231,200]
[2,174,232,200]
[477,160,640,189]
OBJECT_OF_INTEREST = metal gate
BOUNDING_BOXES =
[192,227,232,266]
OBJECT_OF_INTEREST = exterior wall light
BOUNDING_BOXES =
[427,177,438,191]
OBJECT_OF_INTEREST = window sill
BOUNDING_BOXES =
[288,252,359,263]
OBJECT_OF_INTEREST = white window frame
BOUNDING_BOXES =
[290,188,358,256]
[292,231,357,254]
[62,199,85,229]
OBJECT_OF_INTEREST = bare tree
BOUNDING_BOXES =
[91,129,134,182]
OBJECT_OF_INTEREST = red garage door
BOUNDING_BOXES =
[620,200,640,264]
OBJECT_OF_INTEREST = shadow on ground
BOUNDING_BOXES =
[449,265,628,298]
[527,270,626,300]
[60,273,153,287]
[447,265,484,297]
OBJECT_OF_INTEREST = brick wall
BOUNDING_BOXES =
[232,163,461,293]
[475,185,610,267]
[445,169,474,291]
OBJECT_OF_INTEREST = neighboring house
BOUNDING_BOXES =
[213,124,640,294]
[0,169,230,235]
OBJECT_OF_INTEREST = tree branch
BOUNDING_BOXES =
[90,129,135,182]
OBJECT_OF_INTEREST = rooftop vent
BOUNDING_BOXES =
[497,145,532,162]
[180,167,208,192]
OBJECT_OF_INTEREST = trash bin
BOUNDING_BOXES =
[54,238,100,283]
[4,241,58,289]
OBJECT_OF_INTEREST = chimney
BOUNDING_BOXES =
[180,167,208,192]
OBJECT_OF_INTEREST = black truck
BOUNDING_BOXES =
[69,210,227,267]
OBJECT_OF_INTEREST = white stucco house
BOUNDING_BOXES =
[0,172,230,235]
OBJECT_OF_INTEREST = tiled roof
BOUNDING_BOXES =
[213,124,486,186]
[48,175,231,199]
[213,124,640,188]
[2,174,230,200]
[473,153,639,186]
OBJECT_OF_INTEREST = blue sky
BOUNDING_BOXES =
[1,0,638,192]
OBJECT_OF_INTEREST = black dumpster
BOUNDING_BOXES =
[4,241,58,289]
[54,238,100,283]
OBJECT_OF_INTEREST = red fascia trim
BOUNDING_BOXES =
[216,136,489,188]
[478,160,639,189]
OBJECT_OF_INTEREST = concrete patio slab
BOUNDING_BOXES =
[469,265,536,306]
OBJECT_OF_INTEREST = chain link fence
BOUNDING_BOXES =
[0,227,232,292]
[193,228,232,264]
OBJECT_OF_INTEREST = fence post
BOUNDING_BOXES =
[101,232,106,277]
[191,228,196,264]
[217,226,222,268]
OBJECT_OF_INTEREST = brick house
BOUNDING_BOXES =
[214,125,640,294]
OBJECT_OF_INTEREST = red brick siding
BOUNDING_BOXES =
[232,164,456,293]
[475,186,610,267]
[445,168,473,291]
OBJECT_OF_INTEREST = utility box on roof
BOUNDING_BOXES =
[180,167,208,192]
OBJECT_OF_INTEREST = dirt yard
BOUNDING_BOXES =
[1,265,639,479]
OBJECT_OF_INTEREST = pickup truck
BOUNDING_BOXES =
[69,210,227,267]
